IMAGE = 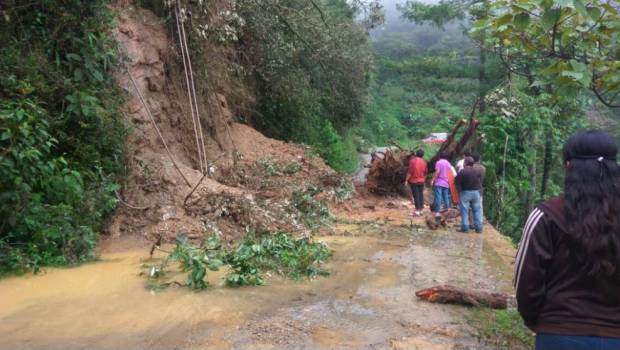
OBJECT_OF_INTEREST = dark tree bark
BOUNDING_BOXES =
[540,127,552,200]
[478,41,487,113]
[416,285,508,309]
[476,0,489,114]
[523,129,537,221]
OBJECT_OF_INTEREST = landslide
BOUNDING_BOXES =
[106,4,345,246]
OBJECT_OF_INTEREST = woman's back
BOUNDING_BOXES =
[516,196,620,338]
[515,130,620,349]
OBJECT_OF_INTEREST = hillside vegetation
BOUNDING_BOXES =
[2,0,620,275]
[0,0,379,274]
[1,1,125,273]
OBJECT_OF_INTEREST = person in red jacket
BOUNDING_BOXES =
[515,130,620,349]
[405,149,427,216]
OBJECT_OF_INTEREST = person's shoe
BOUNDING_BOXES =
[458,228,469,233]
[475,229,483,234]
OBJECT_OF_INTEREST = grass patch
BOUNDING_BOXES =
[469,308,534,349]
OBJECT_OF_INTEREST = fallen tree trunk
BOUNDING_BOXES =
[415,285,508,309]
[366,99,481,195]
[427,119,466,170]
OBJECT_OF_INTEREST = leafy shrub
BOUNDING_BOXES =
[311,121,359,174]
[147,231,331,290]
[225,231,331,286]
[166,235,224,290]
[238,0,373,174]
[0,0,125,274]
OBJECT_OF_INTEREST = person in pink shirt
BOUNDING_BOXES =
[432,152,452,217]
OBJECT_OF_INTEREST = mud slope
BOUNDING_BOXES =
[107,5,336,244]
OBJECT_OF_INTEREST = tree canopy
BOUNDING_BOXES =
[476,0,620,107]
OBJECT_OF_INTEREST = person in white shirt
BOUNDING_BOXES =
[456,151,472,173]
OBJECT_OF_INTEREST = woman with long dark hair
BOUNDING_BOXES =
[515,130,620,349]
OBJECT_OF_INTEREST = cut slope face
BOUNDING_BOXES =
[107,5,338,244]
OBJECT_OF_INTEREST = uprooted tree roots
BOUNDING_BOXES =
[366,100,483,195]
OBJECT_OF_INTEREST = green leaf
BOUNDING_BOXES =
[1,130,12,141]
[66,53,82,62]
[514,13,531,30]
[586,6,601,20]
[73,69,83,82]
[473,19,486,29]
[542,9,561,30]
[496,13,514,26]
[92,70,104,82]
[572,0,588,17]
[569,59,587,72]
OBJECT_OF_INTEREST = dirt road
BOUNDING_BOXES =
[0,197,518,350]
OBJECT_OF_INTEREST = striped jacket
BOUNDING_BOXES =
[514,196,620,337]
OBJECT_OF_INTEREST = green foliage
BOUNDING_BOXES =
[398,0,466,28]
[291,186,334,229]
[332,179,355,201]
[166,235,224,290]
[310,120,359,173]
[470,308,534,349]
[479,84,585,241]
[148,231,332,290]
[224,231,332,286]
[0,0,125,274]
[478,0,620,107]
[235,0,375,173]
[359,51,504,148]
[256,158,302,177]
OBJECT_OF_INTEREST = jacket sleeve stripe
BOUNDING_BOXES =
[513,209,544,289]
[513,208,541,268]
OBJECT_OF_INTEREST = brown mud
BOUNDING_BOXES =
[0,197,517,350]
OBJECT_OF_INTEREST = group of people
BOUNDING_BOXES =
[406,130,620,349]
[405,149,486,233]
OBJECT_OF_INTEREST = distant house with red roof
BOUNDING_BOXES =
[422,132,448,144]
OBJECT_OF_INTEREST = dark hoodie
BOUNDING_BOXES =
[514,196,620,337]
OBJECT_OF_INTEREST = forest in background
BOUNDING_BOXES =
[359,0,620,241]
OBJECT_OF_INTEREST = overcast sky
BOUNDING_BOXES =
[379,0,440,26]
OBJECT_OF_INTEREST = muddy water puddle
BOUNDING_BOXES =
[0,223,514,350]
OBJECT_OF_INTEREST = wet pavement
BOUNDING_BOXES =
[0,203,516,350]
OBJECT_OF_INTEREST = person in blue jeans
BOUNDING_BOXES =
[454,157,483,233]
[431,152,452,217]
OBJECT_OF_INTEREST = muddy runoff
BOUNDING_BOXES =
[0,212,516,350]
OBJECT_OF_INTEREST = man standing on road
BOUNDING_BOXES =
[405,149,427,216]
[471,152,486,213]
[455,157,483,233]
[471,152,486,183]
